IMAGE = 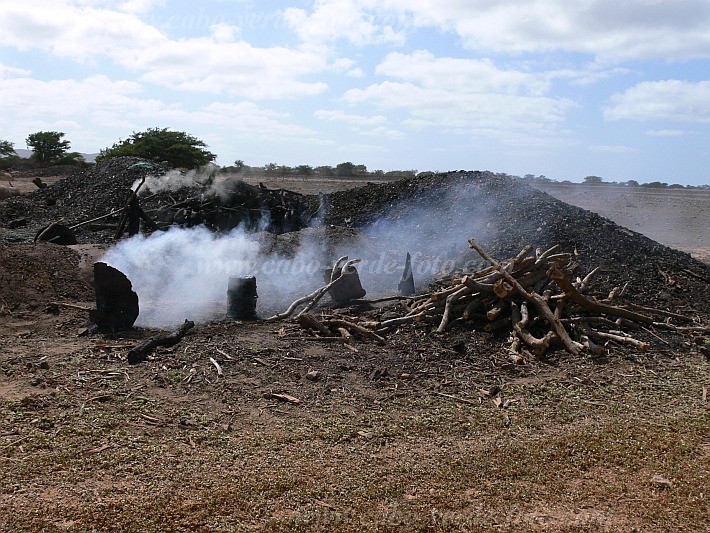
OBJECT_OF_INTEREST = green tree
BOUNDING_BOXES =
[98,128,216,169]
[295,164,313,176]
[336,161,356,177]
[626,179,640,187]
[584,175,604,185]
[0,139,15,157]
[315,165,334,177]
[642,181,668,188]
[26,131,71,163]
[59,152,86,165]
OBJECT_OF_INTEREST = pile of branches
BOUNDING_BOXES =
[356,240,705,358]
[151,179,306,234]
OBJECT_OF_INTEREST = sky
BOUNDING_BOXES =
[0,0,709,185]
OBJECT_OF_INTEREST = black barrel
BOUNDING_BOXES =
[227,276,258,320]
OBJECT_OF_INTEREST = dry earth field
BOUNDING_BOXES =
[0,172,708,532]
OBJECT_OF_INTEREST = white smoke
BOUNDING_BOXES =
[102,179,492,328]
[134,164,220,195]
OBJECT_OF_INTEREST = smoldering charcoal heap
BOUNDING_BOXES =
[313,171,710,312]
[1,164,708,322]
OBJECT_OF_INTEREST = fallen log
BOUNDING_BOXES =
[127,320,195,364]
[296,313,332,336]
[323,318,387,345]
[583,328,650,351]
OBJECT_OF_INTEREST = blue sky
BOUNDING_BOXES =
[1,0,709,185]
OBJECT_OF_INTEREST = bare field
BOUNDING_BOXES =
[529,183,709,264]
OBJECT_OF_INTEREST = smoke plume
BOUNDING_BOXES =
[103,178,492,327]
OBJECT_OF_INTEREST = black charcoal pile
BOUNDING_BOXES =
[312,171,710,313]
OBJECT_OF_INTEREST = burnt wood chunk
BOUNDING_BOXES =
[89,262,139,329]
[127,320,195,364]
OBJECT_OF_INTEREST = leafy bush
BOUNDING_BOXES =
[98,128,216,169]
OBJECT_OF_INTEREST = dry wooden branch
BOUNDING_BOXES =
[265,259,360,321]
[621,302,695,323]
[436,285,473,333]
[209,357,224,376]
[486,300,506,321]
[584,328,650,351]
[548,266,655,325]
[511,302,556,356]
[296,313,332,336]
[469,239,583,355]
[323,318,387,344]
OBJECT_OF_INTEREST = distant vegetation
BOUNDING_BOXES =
[25,131,85,165]
[0,139,14,158]
[0,132,85,169]
[0,131,706,188]
[97,128,216,170]
[508,173,707,190]
[221,160,417,180]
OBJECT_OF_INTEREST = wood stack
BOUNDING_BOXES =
[321,239,706,359]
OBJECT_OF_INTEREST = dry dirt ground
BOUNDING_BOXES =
[1,174,709,532]
[529,183,710,265]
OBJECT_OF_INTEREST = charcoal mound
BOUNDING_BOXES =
[0,157,166,238]
[315,171,710,313]
[1,159,308,242]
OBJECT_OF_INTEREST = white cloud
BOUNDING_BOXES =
[119,0,165,14]
[376,50,550,95]
[0,74,317,152]
[210,23,241,42]
[403,0,710,61]
[0,64,30,78]
[132,39,329,99]
[315,109,402,138]
[646,129,687,137]
[0,1,331,99]
[283,0,405,46]
[590,145,638,154]
[605,80,710,122]
[0,1,164,61]
[315,109,387,126]
[285,0,710,61]
[344,51,575,140]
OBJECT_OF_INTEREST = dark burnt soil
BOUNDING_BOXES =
[314,171,710,313]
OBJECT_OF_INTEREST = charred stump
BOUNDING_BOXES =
[89,262,139,329]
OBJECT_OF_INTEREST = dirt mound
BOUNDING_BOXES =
[316,171,710,313]
[0,242,93,313]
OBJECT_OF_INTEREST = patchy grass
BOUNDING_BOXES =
[1,349,707,531]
